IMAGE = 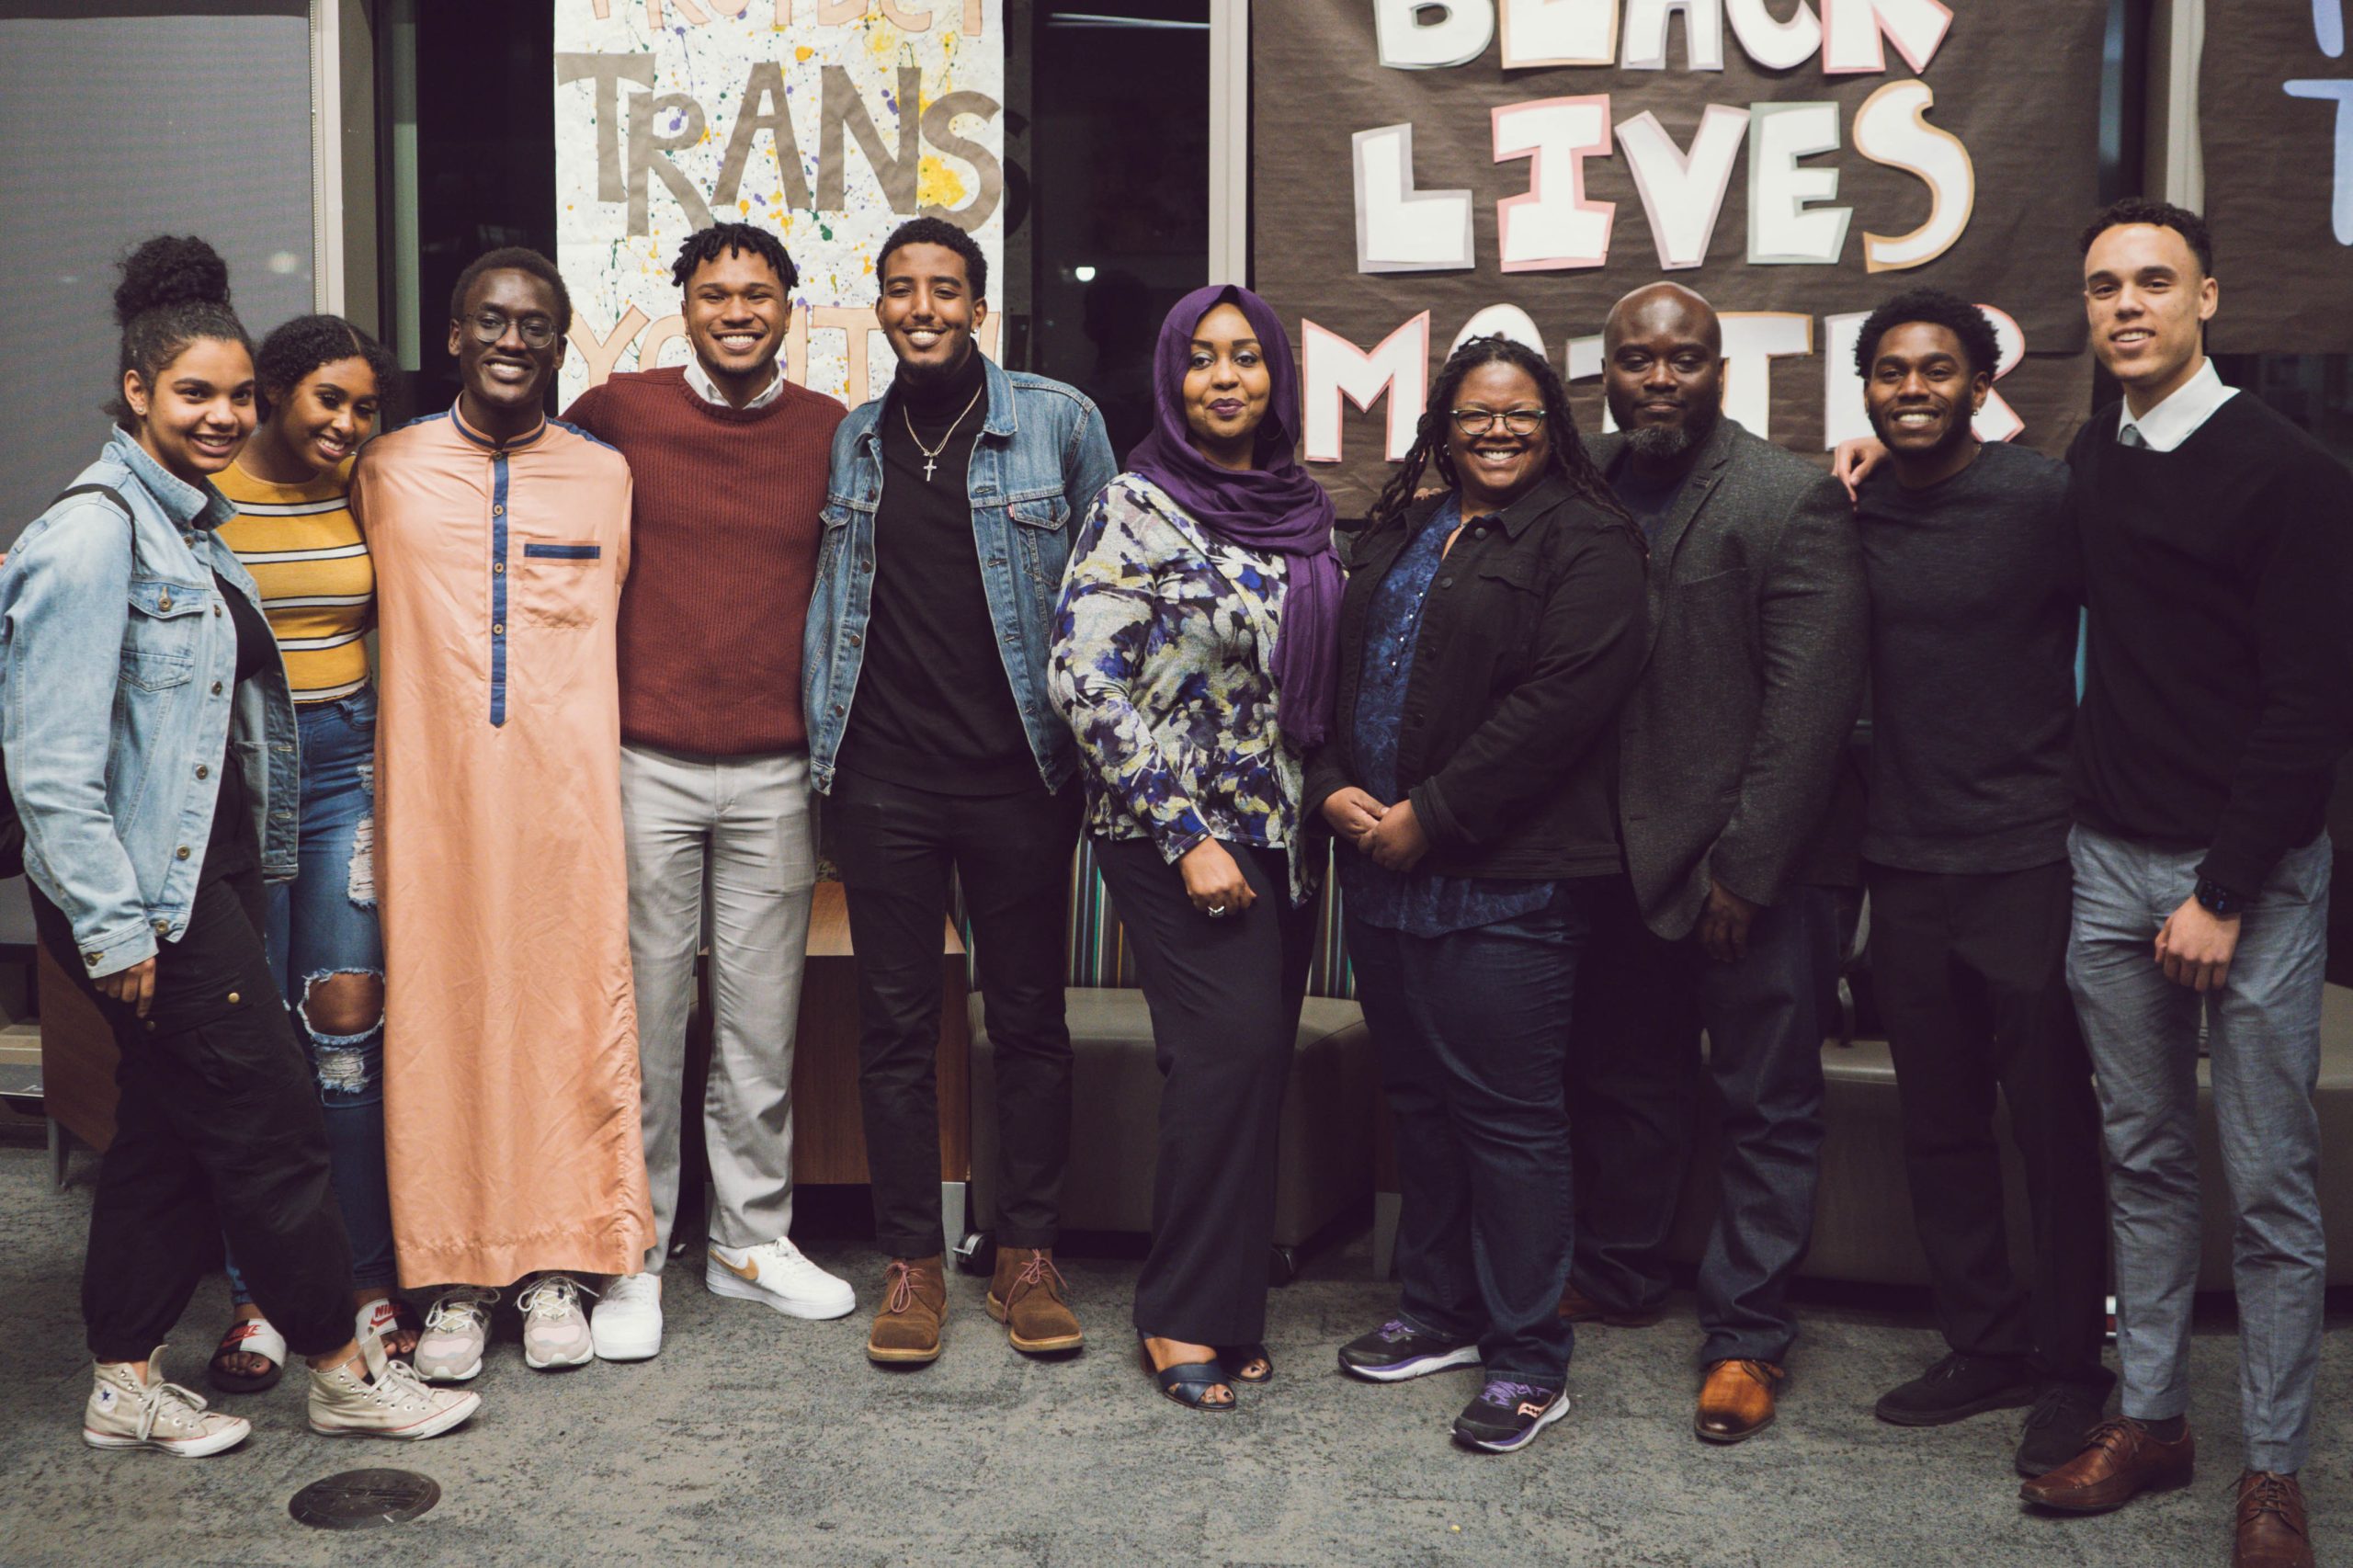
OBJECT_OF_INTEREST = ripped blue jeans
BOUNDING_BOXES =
[228,686,394,1300]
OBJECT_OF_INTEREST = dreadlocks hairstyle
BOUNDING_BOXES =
[1853,288,2002,381]
[671,222,800,291]
[2079,197,2213,277]
[875,215,988,301]
[111,235,250,431]
[254,314,401,424]
[1364,335,1631,541]
[449,245,574,336]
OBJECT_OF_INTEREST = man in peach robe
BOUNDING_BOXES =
[352,247,652,1378]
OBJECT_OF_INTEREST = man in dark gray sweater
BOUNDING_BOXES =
[1847,288,2111,1478]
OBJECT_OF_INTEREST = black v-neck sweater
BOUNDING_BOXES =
[2068,391,2353,894]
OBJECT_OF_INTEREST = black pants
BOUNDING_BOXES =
[829,768,1079,1258]
[1867,859,2113,1390]
[1349,884,1597,1383]
[35,869,356,1363]
[1097,837,1311,1347]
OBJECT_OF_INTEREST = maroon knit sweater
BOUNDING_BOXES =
[563,366,846,755]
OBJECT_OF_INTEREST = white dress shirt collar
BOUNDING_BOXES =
[685,357,784,411]
[2117,358,2237,452]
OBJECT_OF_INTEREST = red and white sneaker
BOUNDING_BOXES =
[85,1350,251,1457]
[308,1332,481,1440]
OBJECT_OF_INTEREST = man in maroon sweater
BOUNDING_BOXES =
[563,223,856,1358]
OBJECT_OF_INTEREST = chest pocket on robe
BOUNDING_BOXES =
[517,542,605,631]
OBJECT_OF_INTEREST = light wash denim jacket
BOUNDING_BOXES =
[803,355,1117,795]
[0,428,298,979]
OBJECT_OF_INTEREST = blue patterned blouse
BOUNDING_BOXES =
[1049,474,1313,906]
[1339,494,1557,937]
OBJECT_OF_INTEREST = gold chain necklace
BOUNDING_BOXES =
[902,383,985,483]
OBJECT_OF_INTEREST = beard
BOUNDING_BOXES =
[1616,395,1719,462]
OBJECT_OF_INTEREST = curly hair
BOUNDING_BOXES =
[111,235,250,430]
[1853,288,2001,381]
[254,314,400,423]
[1364,335,1631,541]
[671,222,800,291]
[449,245,573,335]
[2080,197,2213,277]
[876,215,987,300]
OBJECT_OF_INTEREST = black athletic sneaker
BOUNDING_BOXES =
[1451,1379,1568,1453]
[2014,1381,2112,1477]
[1336,1317,1481,1383]
[1873,1352,2037,1426]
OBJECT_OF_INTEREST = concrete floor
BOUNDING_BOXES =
[2,1131,2347,1568]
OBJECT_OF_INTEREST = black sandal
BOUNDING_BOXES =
[1139,1333,1237,1412]
[207,1313,286,1394]
[1219,1344,1273,1384]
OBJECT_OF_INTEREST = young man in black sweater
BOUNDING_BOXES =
[2013,200,2353,1568]
[1847,290,2112,1479]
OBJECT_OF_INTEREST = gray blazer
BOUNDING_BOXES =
[1586,417,1867,940]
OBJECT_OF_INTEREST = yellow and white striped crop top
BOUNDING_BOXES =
[215,456,374,703]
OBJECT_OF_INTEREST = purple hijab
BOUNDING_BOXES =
[1127,284,1343,747]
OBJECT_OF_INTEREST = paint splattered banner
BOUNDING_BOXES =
[554,0,1005,410]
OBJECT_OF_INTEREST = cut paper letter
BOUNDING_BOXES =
[1619,104,1751,269]
[1302,312,1432,463]
[1499,0,1619,67]
[1726,0,1821,70]
[1452,304,1549,357]
[1857,78,1975,271]
[1622,0,1727,70]
[1719,311,1813,437]
[1354,123,1477,273]
[1374,0,1495,68]
[1747,101,1851,264]
[1820,0,1950,74]
[1494,97,1617,271]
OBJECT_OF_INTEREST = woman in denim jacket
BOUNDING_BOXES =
[1050,284,1341,1413]
[0,238,473,1454]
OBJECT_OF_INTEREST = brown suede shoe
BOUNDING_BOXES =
[987,1246,1084,1355]
[2234,1471,2316,1568]
[2018,1417,2195,1513]
[1695,1358,1784,1444]
[1557,1282,1664,1328]
[866,1256,947,1365]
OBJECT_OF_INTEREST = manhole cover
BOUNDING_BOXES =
[289,1469,441,1530]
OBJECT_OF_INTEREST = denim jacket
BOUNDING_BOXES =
[0,429,299,979]
[803,355,1117,795]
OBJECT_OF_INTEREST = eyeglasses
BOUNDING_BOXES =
[465,310,558,349]
[1450,407,1546,437]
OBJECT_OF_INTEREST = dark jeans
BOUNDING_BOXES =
[35,869,357,1363]
[1348,884,1596,1384]
[1568,881,1832,1365]
[1097,837,1312,1347]
[1869,860,2112,1391]
[829,768,1078,1259]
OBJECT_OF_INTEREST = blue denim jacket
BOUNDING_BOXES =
[0,429,299,978]
[803,355,1117,795]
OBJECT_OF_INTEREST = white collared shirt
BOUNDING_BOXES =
[685,357,784,411]
[2117,358,2237,452]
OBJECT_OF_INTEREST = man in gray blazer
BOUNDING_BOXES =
[1563,283,1866,1444]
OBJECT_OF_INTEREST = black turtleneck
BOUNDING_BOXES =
[837,347,1038,795]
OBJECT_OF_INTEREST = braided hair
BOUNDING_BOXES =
[671,222,800,291]
[1364,335,1632,543]
[254,314,401,424]
[111,235,250,430]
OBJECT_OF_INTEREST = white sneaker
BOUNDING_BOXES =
[591,1273,663,1361]
[308,1332,481,1440]
[414,1288,498,1383]
[707,1236,857,1320]
[84,1350,250,1458]
[516,1273,596,1369]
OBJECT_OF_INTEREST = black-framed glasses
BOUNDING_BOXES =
[1450,406,1546,437]
[465,309,558,349]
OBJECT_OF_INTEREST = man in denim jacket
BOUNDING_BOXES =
[804,217,1115,1367]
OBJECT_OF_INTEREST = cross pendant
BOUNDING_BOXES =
[922,456,938,482]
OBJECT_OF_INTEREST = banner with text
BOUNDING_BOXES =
[554,0,1005,411]
[1255,0,2105,513]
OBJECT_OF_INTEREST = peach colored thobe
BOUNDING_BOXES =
[354,405,654,1287]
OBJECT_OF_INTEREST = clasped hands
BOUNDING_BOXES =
[1321,788,1429,872]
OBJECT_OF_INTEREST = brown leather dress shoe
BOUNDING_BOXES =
[1694,1358,1784,1444]
[2234,1471,2316,1568]
[987,1246,1084,1355]
[2018,1417,2194,1512]
[1558,1283,1664,1327]
[866,1256,947,1365]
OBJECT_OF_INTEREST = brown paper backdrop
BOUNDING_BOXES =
[1255,0,2105,513]
[2201,2,2353,353]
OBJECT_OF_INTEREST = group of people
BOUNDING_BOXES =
[3,194,2346,1568]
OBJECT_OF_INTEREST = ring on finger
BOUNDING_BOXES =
[1206,904,1230,918]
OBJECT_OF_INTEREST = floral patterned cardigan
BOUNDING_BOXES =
[1048,473,1313,905]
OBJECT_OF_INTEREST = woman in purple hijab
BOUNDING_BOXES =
[1049,284,1338,1413]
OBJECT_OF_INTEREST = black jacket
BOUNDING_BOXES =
[1303,473,1649,881]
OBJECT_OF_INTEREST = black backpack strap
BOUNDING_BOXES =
[53,483,131,516]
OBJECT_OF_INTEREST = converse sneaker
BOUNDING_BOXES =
[592,1272,663,1361]
[517,1274,595,1369]
[1336,1317,1483,1382]
[309,1332,481,1440]
[414,1288,498,1382]
[1452,1379,1569,1453]
[84,1350,250,1457]
[707,1237,856,1320]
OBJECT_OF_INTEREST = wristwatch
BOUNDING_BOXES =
[2195,879,2245,918]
